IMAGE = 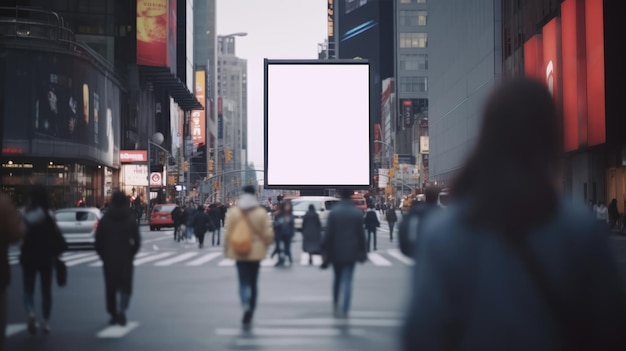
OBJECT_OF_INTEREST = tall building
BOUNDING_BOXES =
[0,0,201,206]
[502,0,623,211]
[217,35,247,200]
[427,0,503,187]
[334,0,394,180]
[394,0,429,191]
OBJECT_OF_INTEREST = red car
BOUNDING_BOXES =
[149,204,179,231]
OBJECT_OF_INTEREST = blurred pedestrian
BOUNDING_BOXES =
[192,205,211,249]
[171,203,183,241]
[385,205,398,241]
[595,201,609,226]
[320,188,367,319]
[224,185,274,326]
[133,196,143,226]
[208,204,221,246]
[270,204,283,259]
[19,185,67,335]
[398,185,440,258]
[182,202,197,243]
[0,193,23,348]
[274,201,295,267]
[364,204,380,251]
[608,199,619,230]
[302,204,322,265]
[95,191,141,326]
[402,78,626,351]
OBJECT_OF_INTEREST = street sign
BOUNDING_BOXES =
[150,172,163,186]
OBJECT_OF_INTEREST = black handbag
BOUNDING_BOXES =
[55,258,67,287]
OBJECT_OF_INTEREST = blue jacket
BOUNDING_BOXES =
[321,199,366,265]
[403,200,626,351]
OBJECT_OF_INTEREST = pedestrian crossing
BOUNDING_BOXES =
[7,248,414,269]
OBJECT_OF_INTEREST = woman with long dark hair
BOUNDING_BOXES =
[19,185,67,335]
[402,79,626,351]
[274,201,295,267]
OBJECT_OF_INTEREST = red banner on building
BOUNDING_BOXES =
[136,0,176,67]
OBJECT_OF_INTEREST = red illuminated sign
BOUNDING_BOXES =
[585,0,605,146]
[561,0,583,152]
[120,150,148,163]
[1,147,24,154]
[523,35,543,81]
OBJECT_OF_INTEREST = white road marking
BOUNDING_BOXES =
[387,249,415,265]
[215,327,365,337]
[133,252,176,266]
[349,310,403,318]
[89,252,152,267]
[367,252,393,266]
[235,337,326,347]
[299,253,323,266]
[260,256,278,267]
[154,252,199,266]
[5,324,26,337]
[257,318,402,327]
[64,254,101,267]
[264,296,332,303]
[96,321,139,338]
[186,252,223,266]
[218,259,236,267]
[9,259,18,265]
[142,236,174,244]
[60,252,94,261]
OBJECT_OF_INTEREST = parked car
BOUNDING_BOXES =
[55,207,102,247]
[291,196,340,231]
[149,204,179,231]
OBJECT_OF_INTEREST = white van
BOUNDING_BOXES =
[290,196,340,231]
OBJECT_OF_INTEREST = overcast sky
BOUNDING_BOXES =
[216,0,327,173]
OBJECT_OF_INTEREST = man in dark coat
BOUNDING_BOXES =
[321,188,367,318]
[302,204,322,265]
[95,191,141,326]
[192,205,211,248]
[182,203,197,242]
[208,204,221,246]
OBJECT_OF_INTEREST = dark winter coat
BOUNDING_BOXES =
[321,199,367,265]
[274,213,295,240]
[192,210,212,235]
[385,208,398,222]
[183,206,197,226]
[364,209,381,230]
[219,206,227,227]
[302,210,322,254]
[207,209,220,232]
[171,206,183,226]
[95,206,141,294]
[20,207,67,266]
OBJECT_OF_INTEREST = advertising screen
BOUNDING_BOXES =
[192,70,206,147]
[2,50,121,167]
[136,0,176,68]
[264,60,371,188]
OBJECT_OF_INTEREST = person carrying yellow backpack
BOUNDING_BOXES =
[224,185,274,327]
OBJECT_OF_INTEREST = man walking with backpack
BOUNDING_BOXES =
[224,186,274,327]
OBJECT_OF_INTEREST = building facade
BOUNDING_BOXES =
[427,0,503,187]
[1,0,201,207]
[394,0,429,191]
[217,35,247,199]
[502,0,624,212]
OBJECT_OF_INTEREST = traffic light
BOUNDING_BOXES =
[183,161,189,172]
[225,148,232,163]
[208,159,214,171]
[393,154,399,168]
[389,168,396,178]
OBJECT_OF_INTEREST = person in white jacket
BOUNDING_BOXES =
[595,201,609,224]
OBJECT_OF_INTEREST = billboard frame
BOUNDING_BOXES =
[263,59,373,190]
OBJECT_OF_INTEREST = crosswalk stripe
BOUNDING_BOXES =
[260,256,278,267]
[89,252,152,267]
[218,258,236,266]
[60,252,94,262]
[134,252,176,266]
[299,253,323,266]
[367,252,392,266]
[186,252,223,266]
[387,249,414,265]
[9,259,18,266]
[64,254,101,267]
[154,252,200,266]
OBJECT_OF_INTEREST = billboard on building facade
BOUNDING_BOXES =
[264,60,371,189]
[192,70,206,147]
[2,50,121,168]
[136,0,177,68]
[122,164,148,186]
[420,136,429,154]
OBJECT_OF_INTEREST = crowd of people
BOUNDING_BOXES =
[1,78,626,350]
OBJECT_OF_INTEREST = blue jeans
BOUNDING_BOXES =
[332,263,355,314]
[236,261,260,312]
[186,225,195,239]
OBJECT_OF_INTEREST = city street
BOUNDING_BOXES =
[5,223,414,351]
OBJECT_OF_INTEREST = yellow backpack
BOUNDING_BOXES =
[229,207,260,256]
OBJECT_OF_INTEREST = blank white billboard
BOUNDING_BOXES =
[265,60,371,188]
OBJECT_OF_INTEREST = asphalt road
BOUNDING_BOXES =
[5,225,413,351]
